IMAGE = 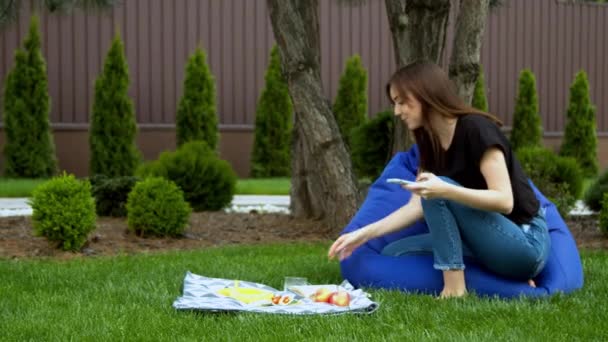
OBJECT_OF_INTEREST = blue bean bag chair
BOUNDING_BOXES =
[340,145,584,298]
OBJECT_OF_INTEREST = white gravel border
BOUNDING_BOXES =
[0,197,594,218]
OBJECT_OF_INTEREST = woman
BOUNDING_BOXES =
[328,61,551,298]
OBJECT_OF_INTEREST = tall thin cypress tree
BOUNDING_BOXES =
[2,15,57,178]
[333,54,368,149]
[250,45,293,177]
[471,65,488,112]
[176,48,218,150]
[89,34,141,177]
[510,69,542,151]
[560,70,598,177]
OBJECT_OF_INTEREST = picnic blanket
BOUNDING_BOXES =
[172,272,379,315]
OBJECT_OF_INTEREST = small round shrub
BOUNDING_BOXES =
[600,193,608,235]
[350,110,394,180]
[29,173,96,251]
[517,147,584,217]
[126,177,191,237]
[136,141,237,211]
[584,168,608,212]
[90,174,140,217]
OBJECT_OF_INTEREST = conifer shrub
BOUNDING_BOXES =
[333,54,368,150]
[517,147,583,217]
[583,168,608,212]
[250,45,292,177]
[90,174,139,217]
[2,15,57,178]
[510,69,542,151]
[176,48,218,150]
[560,70,598,177]
[126,177,191,237]
[136,141,237,211]
[89,34,141,177]
[472,65,488,111]
[30,174,96,251]
[599,193,608,235]
[350,110,394,180]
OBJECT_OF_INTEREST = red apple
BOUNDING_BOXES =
[328,291,351,306]
[312,288,333,303]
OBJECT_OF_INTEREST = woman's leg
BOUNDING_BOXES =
[422,197,549,280]
[421,177,550,297]
[381,233,474,259]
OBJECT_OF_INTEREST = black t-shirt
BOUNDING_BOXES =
[435,114,539,225]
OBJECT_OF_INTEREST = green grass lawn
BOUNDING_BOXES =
[235,177,290,195]
[0,177,290,197]
[0,176,597,199]
[0,178,47,197]
[1,243,607,340]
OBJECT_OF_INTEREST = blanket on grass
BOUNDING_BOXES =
[173,272,379,315]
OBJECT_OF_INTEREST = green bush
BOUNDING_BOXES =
[250,45,293,177]
[176,48,218,150]
[126,178,191,237]
[333,54,368,150]
[350,110,394,180]
[560,70,598,177]
[472,65,488,111]
[136,141,237,211]
[600,193,608,235]
[583,168,608,211]
[89,34,141,177]
[90,174,139,217]
[29,174,96,251]
[517,147,583,217]
[2,15,57,178]
[510,69,542,151]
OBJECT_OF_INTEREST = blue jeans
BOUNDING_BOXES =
[381,177,551,280]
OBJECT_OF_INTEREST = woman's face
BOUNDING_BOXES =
[389,85,423,130]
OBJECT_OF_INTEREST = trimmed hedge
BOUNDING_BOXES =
[583,168,608,212]
[126,177,191,237]
[90,174,139,217]
[136,141,237,211]
[30,174,96,251]
[350,110,394,180]
[517,147,583,217]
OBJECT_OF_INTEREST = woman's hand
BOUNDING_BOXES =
[328,227,372,261]
[405,172,451,199]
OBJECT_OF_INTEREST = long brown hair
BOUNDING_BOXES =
[386,61,502,172]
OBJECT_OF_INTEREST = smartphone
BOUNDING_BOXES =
[386,178,416,185]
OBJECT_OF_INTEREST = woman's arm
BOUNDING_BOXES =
[328,193,423,260]
[364,194,424,239]
[410,147,514,214]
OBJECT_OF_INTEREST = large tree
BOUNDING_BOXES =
[267,0,361,229]
[0,0,116,27]
[384,0,490,154]
[267,0,493,228]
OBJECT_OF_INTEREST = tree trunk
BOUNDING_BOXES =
[384,0,451,154]
[267,0,361,229]
[448,0,490,105]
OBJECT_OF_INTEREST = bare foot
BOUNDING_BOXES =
[439,270,467,299]
[528,279,536,288]
[439,288,468,299]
